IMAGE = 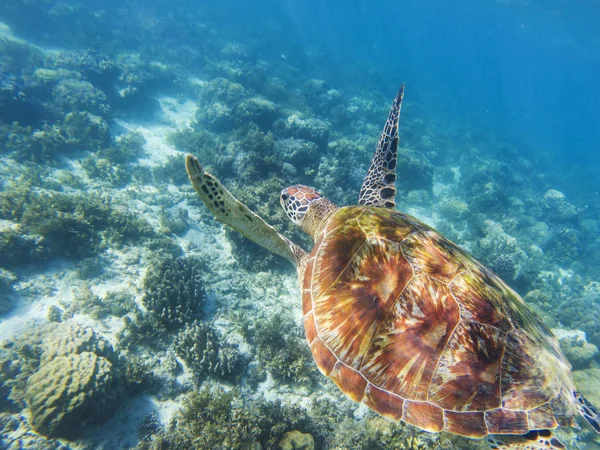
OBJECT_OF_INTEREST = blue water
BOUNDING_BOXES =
[1,0,600,448]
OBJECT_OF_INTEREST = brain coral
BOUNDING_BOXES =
[24,322,121,439]
[39,321,115,365]
[25,351,120,439]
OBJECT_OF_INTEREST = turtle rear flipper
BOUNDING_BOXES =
[575,390,600,433]
[487,430,565,449]
[185,154,306,265]
[358,83,404,209]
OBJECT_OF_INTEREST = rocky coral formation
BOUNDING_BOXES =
[174,321,241,380]
[142,256,206,329]
[25,351,119,439]
[543,189,577,221]
[274,114,330,151]
[236,96,280,130]
[38,321,116,365]
[278,430,315,450]
[555,329,598,370]
[22,322,121,439]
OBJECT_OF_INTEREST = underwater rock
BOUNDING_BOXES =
[199,77,246,106]
[174,321,241,380]
[273,114,329,150]
[438,198,469,220]
[18,322,122,439]
[555,329,598,370]
[142,256,206,329]
[278,430,315,450]
[25,351,120,439]
[275,138,318,168]
[236,97,280,130]
[52,78,110,118]
[39,321,116,366]
[199,101,235,132]
[543,189,577,221]
[61,111,111,151]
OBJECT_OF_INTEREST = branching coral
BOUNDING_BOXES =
[142,256,206,329]
[174,321,241,380]
[253,314,319,385]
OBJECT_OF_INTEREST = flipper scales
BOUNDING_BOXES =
[358,83,404,209]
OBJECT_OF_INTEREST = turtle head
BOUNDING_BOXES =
[280,185,337,238]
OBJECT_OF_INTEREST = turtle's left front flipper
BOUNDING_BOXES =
[358,83,404,209]
[185,154,306,265]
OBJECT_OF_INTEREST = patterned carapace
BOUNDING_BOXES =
[302,205,576,438]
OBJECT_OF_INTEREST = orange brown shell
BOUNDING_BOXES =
[302,206,577,438]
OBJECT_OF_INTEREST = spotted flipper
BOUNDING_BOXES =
[575,390,600,433]
[487,430,566,450]
[185,154,306,265]
[358,83,404,209]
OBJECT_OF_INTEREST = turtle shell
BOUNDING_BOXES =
[302,206,577,438]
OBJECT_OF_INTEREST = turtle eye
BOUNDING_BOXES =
[281,193,289,202]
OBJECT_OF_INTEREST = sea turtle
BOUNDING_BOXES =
[185,85,600,449]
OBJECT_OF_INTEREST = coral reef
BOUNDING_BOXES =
[0,322,124,439]
[135,386,318,450]
[543,189,578,221]
[38,322,116,366]
[278,430,315,450]
[273,114,330,150]
[236,97,280,130]
[142,256,206,329]
[0,185,172,267]
[253,314,319,385]
[557,330,598,370]
[25,351,119,439]
[174,321,242,380]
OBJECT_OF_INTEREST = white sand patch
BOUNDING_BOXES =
[114,96,197,167]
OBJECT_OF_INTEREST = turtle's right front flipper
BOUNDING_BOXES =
[185,154,306,265]
[358,83,404,209]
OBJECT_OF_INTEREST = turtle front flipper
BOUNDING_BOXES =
[185,154,307,265]
[358,83,404,209]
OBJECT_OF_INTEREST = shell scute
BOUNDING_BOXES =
[403,400,444,432]
[500,330,566,411]
[360,276,460,400]
[363,384,404,421]
[527,403,558,430]
[329,362,367,403]
[428,321,504,411]
[313,237,412,369]
[401,230,468,283]
[449,268,513,332]
[444,410,488,438]
[485,408,529,435]
[309,337,337,376]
